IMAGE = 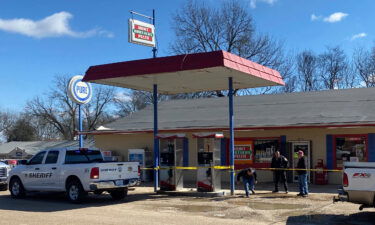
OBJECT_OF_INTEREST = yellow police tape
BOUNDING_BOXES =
[254,168,342,172]
[140,166,341,172]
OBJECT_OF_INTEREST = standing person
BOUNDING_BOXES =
[236,168,258,197]
[271,151,289,193]
[296,150,309,197]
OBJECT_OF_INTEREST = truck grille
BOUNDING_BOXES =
[0,167,6,177]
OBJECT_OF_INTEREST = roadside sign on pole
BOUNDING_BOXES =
[67,75,93,105]
[128,19,156,47]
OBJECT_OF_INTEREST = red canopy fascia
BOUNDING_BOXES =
[83,50,284,94]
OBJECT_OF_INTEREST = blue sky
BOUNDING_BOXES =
[0,0,373,111]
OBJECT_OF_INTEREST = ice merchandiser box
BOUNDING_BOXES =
[194,133,223,192]
[158,134,185,191]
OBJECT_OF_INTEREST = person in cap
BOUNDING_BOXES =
[296,150,309,197]
[236,168,258,198]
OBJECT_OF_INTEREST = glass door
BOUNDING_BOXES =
[291,141,310,182]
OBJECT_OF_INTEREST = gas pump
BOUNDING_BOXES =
[159,134,184,191]
[194,133,223,192]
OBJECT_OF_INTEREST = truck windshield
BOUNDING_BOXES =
[65,150,103,164]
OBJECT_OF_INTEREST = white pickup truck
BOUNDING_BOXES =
[8,148,140,203]
[334,162,375,210]
[0,162,10,191]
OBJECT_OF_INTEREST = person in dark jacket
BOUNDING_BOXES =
[271,151,289,193]
[236,168,257,197]
[296,150,309,197]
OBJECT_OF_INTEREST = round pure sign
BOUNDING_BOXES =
[67,75,93,104]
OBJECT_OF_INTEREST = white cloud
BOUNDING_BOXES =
[323,12,348,23]
[250,0,277,8]
[351,32,367,41]
[311,12,348,23]
[310,14,322,21]
[0,11,113,38]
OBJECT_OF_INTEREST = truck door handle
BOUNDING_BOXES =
[52,167,57,170]
[35,168,40,170]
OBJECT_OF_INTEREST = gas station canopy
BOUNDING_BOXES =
[83,50,284,94]
[83,50,285,195]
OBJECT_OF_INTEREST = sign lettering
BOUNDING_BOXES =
[27,172,53,179]
[67,75,93,104]
[128,19,156,47]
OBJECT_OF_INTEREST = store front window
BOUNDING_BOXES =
[335,135,367,168]
[254,139,280,164]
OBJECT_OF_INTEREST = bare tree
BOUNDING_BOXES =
[278,53,298,93]
[0,110,17,134]
[317,46,351,89]
[353,46,375,87]
[341,63,358,88]
[296,50,319,91]
[5,115,37,142]
[83,85,115,131]
[114,90,169,117]
[26,75,115,140]
[170,0,289,96]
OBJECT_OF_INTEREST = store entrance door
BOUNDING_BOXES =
[291,141,311,182]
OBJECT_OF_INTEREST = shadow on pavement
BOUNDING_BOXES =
[0,191,174,213]
[286,211,375,225]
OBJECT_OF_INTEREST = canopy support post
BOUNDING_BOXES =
[78,104,83,148]
[153,84,159,193]
[228,77,235,195]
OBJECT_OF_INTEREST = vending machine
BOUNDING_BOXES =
[159,135,184,191]
[195,133,223,192]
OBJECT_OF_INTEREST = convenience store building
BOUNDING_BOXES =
[88,87,375,185]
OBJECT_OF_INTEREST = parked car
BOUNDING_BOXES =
[334,161,375,210]
[8,148,140,202]
[0,162,10,191]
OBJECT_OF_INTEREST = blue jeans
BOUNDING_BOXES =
[298,174,308,195]
[243,177,255,196]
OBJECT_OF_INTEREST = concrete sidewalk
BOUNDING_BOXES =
[140,182,340,195]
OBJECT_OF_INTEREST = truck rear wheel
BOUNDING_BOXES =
[66,180,86,203]
[9,177,25,198]
[110,188,128,200]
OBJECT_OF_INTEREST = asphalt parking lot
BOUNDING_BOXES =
[0,183,374,225]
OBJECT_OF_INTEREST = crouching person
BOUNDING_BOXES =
[236,168,258,198]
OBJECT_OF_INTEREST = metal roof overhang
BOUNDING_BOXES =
[83,50,284,194]
[83,50,284,94]
[79,123,375,135]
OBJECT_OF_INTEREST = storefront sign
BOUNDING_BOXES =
[128,19,155,47]
[234,140,253,166]
[235,146,252,159]
[67,75,92,104]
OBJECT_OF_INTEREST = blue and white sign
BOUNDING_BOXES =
[67,75,93,104]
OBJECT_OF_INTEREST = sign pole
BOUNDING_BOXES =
[67,75,92,149]
[152,9,159,192]
[152,9,157,58]
[129,9,158,192]
[228,77,235,195]
[153,84,159,192]
[78,104,83,148]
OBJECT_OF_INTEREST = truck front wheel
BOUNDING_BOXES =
[9,177,25,198]
[66,180,86,203]
[109,188,128,200]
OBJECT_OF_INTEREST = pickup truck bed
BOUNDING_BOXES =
[335,162,375,209]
